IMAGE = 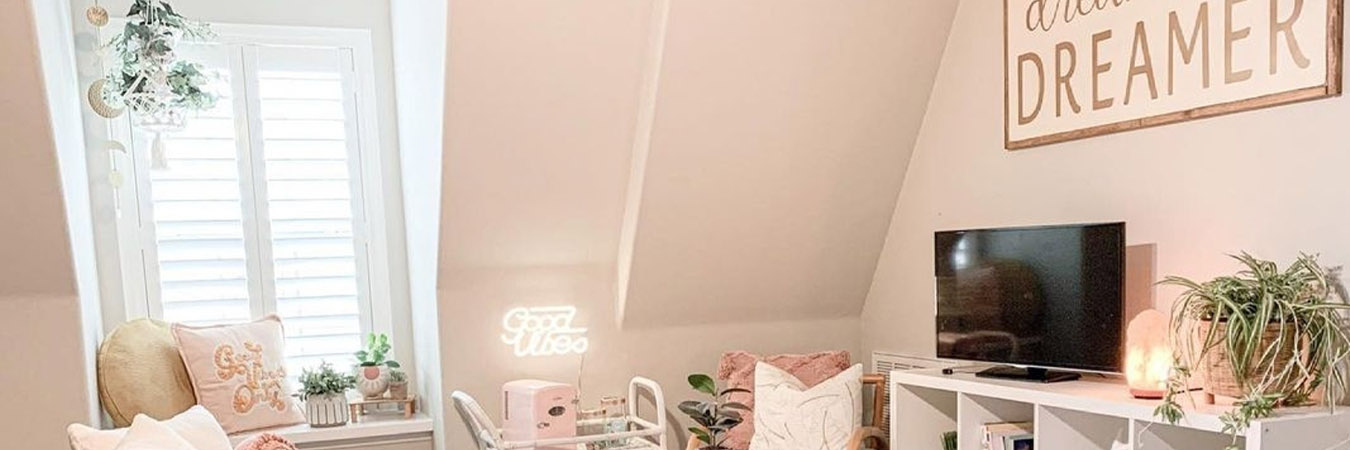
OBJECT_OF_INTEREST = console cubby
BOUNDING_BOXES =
[890,384,957,450]
[1036,405,1128,450]
[956,394,1033,450]
[1131,420,1238,450]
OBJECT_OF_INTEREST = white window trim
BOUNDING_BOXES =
[103,22,396,343]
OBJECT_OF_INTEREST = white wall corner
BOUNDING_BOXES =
[390,0,448,448]
[614,0,670,331]
[32,0,104,426]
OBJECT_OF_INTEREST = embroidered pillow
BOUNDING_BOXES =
[67,405,232,450]
[717,351,852,449]
[172,315,305,434]
[747,363,862,450]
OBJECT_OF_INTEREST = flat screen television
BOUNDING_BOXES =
[934,222,1124,382]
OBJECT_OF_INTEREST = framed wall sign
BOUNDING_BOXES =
[1004,0,1343,150]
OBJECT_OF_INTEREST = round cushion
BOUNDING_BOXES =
[98,319,197,427]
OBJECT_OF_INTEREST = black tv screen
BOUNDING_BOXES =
[934,222,1124,373]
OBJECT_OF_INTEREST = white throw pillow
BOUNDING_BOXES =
[747,362,863,450]
[68,406,232,450]
[111,415,197,450]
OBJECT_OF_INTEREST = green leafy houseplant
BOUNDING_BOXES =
[355,333,401,369]
[103,0,217,123]
[678,374,750,450]
[388,368,410,400]
[1154,253,1350,450]
[294,362,357,401]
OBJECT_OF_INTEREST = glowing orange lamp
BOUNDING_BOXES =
[1125,309,1171,399]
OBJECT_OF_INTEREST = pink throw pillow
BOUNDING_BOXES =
[715,351,851,450]
[172,315,306,434]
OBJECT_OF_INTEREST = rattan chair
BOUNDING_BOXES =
[684,373,888,450]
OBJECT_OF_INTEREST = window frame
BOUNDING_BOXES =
[106,23,396,345]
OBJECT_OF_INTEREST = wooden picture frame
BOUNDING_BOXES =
[1004,0,1344,150]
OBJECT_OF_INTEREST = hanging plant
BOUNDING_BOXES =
[101,0,217,167]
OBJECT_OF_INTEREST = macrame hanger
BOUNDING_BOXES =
[151,132,170,170]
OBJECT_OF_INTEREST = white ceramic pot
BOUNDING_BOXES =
[356,366,389,399]
[305,393,350,428]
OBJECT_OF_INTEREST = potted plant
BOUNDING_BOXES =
[101,0,217,168]
[354,333,400,399]
[295,362,357,428]
[678,374,750,450]
[388,369,409,400]
[1155,253,1350,449]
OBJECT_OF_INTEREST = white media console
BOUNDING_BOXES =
[890,368,1350,450]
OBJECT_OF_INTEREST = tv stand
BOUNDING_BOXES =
[975,366,1081,383]
[890,369,1345,450]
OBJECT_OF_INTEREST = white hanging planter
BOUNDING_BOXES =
[305,393,351,428]
[134,109,186,170]
[96,0,219,171]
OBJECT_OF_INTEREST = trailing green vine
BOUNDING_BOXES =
[102,0,217,122]
[1153,253,1350,449]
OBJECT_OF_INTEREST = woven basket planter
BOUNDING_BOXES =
[1200,321,1300,399]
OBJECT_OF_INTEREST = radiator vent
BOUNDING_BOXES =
[871,351,957,435]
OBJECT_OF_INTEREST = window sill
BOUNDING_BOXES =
[230,414,433,447]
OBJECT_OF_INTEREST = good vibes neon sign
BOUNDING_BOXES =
[500,306,590,357]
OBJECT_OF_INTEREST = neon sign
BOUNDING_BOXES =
[501,306,589,357]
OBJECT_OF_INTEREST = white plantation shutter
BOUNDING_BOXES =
[149,44,255,326]
[254,46,368,377]
[124,31,385,376]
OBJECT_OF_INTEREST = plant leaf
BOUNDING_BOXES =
[677,401,705,417]
[689,374,717,395]
[719,387,752,397]
[689,427,711,444]
[722,401,750,411]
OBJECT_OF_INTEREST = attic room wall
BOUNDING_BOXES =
[619,0,959,328]
[0,0,98,445]
[436,0,956,448]
[862,0,1350,359]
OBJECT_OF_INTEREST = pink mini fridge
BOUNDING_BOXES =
[502,380,577,450]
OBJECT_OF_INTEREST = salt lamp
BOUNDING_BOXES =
[1125,309,1171,399]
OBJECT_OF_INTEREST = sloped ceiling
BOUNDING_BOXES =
[619,0,960,327]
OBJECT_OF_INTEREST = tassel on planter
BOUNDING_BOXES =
[151,133,170,170]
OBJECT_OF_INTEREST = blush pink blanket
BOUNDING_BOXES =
[233,433,297,450]
[715,350,852,450]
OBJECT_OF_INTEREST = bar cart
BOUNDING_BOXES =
[452,377,669,450]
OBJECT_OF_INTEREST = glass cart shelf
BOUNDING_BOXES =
[452,377,670,450]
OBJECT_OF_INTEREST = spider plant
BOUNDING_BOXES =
[1154,253,1350,450]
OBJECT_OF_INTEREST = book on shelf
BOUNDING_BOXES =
[980,422,1032,450]
[1002,433,1033,450]
[941,430,957,450]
